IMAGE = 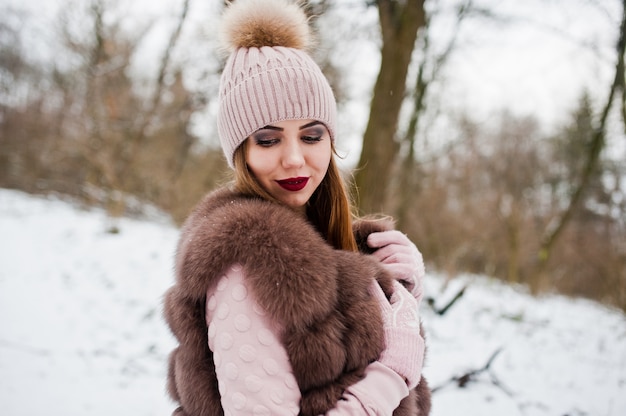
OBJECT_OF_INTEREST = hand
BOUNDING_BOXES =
[367,230,425,302]
[369,280,424,389]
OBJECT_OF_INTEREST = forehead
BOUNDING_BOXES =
[259,119,325,131]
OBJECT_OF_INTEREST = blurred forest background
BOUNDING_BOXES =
[1,0,625,311]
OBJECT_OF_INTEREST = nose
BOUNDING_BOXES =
[282,137,305,168]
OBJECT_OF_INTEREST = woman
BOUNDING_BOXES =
[163,0,431,415]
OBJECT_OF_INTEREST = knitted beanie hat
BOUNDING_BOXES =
[217,0,337,168]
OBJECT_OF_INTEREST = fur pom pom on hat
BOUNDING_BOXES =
[217,0,337,168]
[219,0,312,51]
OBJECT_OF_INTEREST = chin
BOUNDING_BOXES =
[281,197,308,211]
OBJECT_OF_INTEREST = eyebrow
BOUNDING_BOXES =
[258,121,323,132]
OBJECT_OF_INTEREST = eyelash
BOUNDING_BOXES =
[302,135,322,143]
[254,135,322,147]
[255,138,279,147]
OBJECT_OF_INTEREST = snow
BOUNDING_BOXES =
[1,188,625,415]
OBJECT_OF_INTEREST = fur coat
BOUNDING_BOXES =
[163,187,431,415]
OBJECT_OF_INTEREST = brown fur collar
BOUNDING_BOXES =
[163,188,430,415]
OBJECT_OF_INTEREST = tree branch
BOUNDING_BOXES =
[431,348,508,393]
[534,0,626,279]
[122,0,191,178]
[426,283,468,316]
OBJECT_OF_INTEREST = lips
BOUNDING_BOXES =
[276,177,309,192]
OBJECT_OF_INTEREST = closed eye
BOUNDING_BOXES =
[302,135,322,144]
[301,126,326,144]
[254,137,280,147]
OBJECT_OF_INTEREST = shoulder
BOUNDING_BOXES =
[177,187,335,279]
[174,188,340,325]
[179,187,322,251]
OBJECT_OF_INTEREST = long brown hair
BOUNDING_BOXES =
[232,141,358,252]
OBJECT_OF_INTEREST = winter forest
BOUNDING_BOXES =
[1,0,626,414]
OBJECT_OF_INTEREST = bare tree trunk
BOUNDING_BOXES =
[119,0,190,181]
[531,0,626,292]
[75,0,190,221]
[395,1,473,228]
[505,208,521,284]
[353,0,425,215]
[112,0,190,219]
[395,36,427,229]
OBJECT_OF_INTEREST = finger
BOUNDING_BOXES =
[372,247,414,264]
[382,263,415,283]
[372,249,418,267]
[391,281,418,308]
[388,280,407,306]
[367,230,410,249]
[385,265,421,299]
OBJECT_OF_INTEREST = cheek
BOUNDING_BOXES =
[245,148,272,178]
[312,145,332,172]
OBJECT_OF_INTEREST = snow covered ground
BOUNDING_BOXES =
[1,188,625,416]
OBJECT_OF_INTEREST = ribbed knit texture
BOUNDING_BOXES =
[218,45,336,168]
[379,327,425,390]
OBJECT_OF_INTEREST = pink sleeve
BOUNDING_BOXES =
[326,362,410,415]
[207,265,410,416]
[206,264,300,415]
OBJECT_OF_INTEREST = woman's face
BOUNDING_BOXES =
[246,119,332,212]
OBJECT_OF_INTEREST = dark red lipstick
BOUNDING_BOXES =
[276,177,309,192]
